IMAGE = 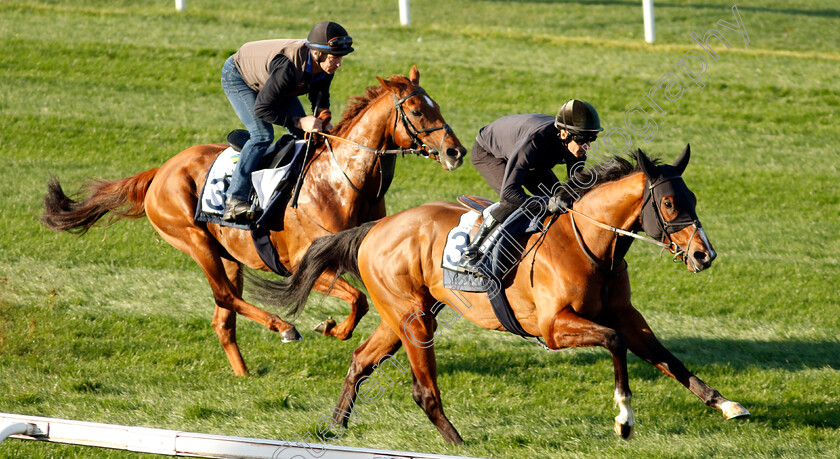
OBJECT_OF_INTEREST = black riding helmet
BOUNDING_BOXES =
[305,21,354,56]
[554,99,603,134]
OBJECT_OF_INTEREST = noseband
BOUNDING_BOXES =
[640,175,702,263]
[392,89,454,160]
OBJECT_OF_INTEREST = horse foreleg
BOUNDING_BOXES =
[333,321,403,429]
[310,274,369,341]
[615,304,750,420]
[391,305,463,445]
[546,307,634,439]
[211,259,248,376]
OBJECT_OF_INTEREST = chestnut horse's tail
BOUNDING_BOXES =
[247,221,376,320]
[41,168,159,234]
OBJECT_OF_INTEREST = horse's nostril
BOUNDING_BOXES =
[446,147,461,159]
[693,251,707,262]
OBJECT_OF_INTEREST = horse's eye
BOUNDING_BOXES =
[664,200,673,208]
[412,110,422,117]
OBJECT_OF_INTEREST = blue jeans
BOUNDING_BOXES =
[221,56,305,201]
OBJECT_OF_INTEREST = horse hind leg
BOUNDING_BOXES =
[151,219,301,374]
[211,259,248,376]
[402,316,463,444]
[546,307,635,439]
[311,275,368,341]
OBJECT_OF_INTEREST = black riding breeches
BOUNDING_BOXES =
[470,141,554,222]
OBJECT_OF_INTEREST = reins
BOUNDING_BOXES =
[322,137,394,204]
[567,203,691,267]
[296,87,449,205]
[313,88,452,159]
[567,208,670,250]
[316,131,427,157]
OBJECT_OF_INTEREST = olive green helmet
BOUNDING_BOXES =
[554,99,603,133]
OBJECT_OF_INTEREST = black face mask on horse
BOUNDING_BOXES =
[638,145,714,270]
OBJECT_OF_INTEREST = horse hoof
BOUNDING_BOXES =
[614,420,634,439]
[280,327,303,343]
[314,318,336,335]
[721,401,750,420]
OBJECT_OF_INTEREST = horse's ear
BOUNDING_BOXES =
[635,149,660,180]
[376,76,397,93]
[673,144,690,175]
[409,65,420,85]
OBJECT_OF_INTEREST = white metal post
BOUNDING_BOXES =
[399,0,410,26]
[642,0,655,43]
[175,0,186,11]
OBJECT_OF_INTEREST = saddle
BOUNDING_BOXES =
[444,196,551,338]
[226,130,298,171]
[457,195,495,214]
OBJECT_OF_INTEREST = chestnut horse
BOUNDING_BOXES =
[264,147,749,442]
[40,66,466,377]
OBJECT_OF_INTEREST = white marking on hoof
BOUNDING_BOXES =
[614,390,635,439]
[721,400,750,419]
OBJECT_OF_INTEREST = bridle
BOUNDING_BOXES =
[566,172,703,270]
[315,87,453,159]
[392,88,455,161]
[640,174,702,264]
[301,87,453,205]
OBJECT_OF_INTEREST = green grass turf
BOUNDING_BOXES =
[1,1,839,458]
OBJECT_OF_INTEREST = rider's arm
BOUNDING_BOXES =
[499,139,540,207]
[253,54,301,129]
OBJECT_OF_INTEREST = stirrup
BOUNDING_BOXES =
[456,250,485,277]
[222,197,253,222]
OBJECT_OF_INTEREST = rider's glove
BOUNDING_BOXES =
[547,195,571,214]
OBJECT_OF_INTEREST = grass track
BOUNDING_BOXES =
[1,1,839,458]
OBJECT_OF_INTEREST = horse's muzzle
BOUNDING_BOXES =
[678,224,716,273]
[689,248,716,272]
[441,146,466,171]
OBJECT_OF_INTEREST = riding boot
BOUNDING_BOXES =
[457,214,499,276]
[222,196,253,222]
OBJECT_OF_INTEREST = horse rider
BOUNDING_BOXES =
[457,99,603,275]
[220,21,354,222]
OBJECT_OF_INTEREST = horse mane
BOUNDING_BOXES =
[555,150,661,201]
[330,75,414,137]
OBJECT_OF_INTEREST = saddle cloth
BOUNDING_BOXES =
[192,138,306,277]
[441,196,549,337]
[194,141,306,230]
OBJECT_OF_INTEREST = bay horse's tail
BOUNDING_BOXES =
[41,168,159,234]
[247,221,376,319]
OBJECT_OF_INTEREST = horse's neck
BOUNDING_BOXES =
[571,171,645,260]
[340,95,395,150]
[300,96,396,230]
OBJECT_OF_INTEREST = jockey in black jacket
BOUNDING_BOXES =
[458,99,603,275]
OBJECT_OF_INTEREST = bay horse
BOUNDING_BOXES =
[40,66,466,377]
[263,146,750,442]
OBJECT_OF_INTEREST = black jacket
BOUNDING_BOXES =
[476,113,583,207]
[253,53,332,129]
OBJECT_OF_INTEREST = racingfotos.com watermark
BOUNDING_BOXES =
[404,4,750,347]
[270,5,750,458]
[270,354,409,458]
